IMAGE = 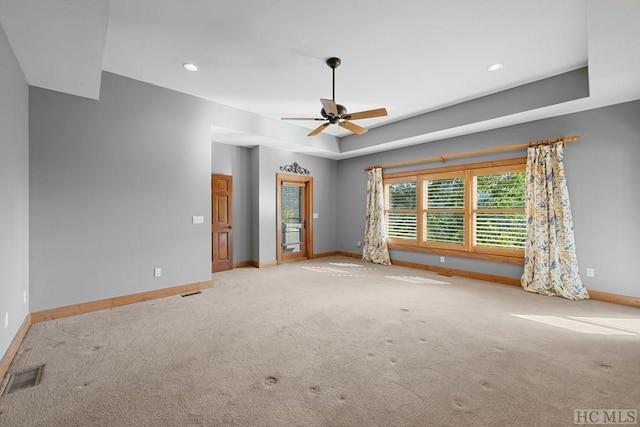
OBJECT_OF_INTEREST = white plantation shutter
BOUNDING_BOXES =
[387,213,417,239]
[475,214,526,248]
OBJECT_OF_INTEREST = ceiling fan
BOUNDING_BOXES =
[281,57,388,136]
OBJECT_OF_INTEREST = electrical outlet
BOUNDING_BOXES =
[586,268,595,277]
[357,241,362,248]
[440,256,445,263]
[23,290,27,304]
[154,268,162,277]
[4,312,8,329]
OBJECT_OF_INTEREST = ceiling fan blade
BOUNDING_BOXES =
[343,107,388,120]
[308,122,330,136]
[320,98,339,116]
[338,120,368,135]
[281,117,326,121]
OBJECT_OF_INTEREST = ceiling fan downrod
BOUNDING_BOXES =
[326,57,341,101]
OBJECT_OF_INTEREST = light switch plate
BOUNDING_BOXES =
[192,216,204,224]
[313,213,319,219]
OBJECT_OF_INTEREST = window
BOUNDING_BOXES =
[422,173,465,247]
[383,158,526,262]
[472,167,526,251]
[386,178,417,241]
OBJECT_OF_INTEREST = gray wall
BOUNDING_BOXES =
[337,100,640,298]
[250,147,260,262]
[340,68,590,154]
[29,72,212,312]
[211,142,252,263]
[0,23,30,361]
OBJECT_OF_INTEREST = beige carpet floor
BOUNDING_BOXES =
[1,256,639,426]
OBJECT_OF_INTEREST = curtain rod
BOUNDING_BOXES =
[364,135,580,171]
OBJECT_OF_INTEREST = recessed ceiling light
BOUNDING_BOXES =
[487,63,503,72]
[183,63,198,72]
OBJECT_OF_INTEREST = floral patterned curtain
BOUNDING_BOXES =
[362,167,391,265]
[521,143,588,300]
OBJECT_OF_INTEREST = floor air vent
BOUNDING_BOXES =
[181,291,202,298]
[3,364,44,396]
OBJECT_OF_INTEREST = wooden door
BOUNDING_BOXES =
[212,174,233,272]
[277,173,313,264]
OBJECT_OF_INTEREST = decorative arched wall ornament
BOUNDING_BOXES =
[280,162,310,175]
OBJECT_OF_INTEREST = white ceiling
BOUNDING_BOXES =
[1,0,639,159]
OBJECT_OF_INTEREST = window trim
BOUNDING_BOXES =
[384,157,526,264]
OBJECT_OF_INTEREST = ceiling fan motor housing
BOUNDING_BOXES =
[321,104,347,123]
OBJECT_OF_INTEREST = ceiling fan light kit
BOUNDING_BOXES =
[282,57,388,136]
